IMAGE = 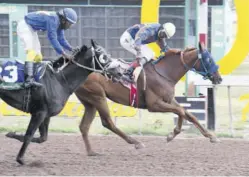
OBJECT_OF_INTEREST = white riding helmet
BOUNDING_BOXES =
[162,22,176,39]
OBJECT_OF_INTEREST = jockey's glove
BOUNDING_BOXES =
[72,46,81,54]
[62,52,74,61]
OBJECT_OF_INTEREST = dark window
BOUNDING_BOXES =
[90,0,141,5]
[160,0,185,6]
[0,14,10,58]
[208,7,212,52]
[159,7,185,49]
[1,0,87,4]
[208,0,223,6]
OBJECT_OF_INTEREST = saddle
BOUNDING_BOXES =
[106,58,145,107]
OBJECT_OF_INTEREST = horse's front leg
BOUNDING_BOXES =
[31,116,50,143]
[6,132,25,142]
[16,111,47,165]
[166,98,184,142]
[148,99,186,141]
[5,117,50,144]
[150,99,220,143]
[97,99,145,150]
[185,111,220,143]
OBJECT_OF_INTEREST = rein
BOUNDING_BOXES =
[71,47,105,74]
[179,49,210,79]
[180,50,199,71]
[67,47,110,80]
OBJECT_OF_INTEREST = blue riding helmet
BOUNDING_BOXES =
[58,8,78,24]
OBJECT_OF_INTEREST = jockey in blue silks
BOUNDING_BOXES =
[120,22,180,82]
[17,8,78,87]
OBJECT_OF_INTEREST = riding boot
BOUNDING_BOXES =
[24,61,42,87]
[122,60,140,83]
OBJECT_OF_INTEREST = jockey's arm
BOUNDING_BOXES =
[159,38,170,52]
[47,20,65,55]
[134,28,150,57]
[158,38,180,54]
[57,30,73,52]
[126,24,140,32]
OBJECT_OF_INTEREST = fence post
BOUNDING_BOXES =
[227,85,234,136]
[207,87,216,130]
[138,109,142,135]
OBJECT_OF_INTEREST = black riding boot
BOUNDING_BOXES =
[122,65,136,83]
[24,61,42,87]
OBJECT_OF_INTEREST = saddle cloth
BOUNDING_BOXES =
[0,59,48,90]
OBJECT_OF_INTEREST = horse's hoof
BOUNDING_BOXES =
[6,132,16,138]
[16,157,25,165]
[210,136,221,143]
[135,143,145,149]
[87,151,102,156]
[166,132,174,142]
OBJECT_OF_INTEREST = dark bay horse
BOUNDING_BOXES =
[4,44,102,164]
[74,40,223,156]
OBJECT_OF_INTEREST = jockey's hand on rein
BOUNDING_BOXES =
[62,52,74,61]
[72,46,81,54]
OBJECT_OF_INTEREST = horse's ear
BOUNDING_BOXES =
[91,39,96,48]
[198,42,206,52]
[81,45,88,52]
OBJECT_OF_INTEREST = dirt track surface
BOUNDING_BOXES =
[0,133,249,176]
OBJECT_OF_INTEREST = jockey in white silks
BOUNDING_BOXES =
[120,22,180,82]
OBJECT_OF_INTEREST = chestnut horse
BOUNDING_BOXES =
[75,40,222,155]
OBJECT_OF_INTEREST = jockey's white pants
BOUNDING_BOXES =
[120,31,155,62]
[17,20,41,55]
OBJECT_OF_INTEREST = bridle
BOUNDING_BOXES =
[56,46,109,94]
[180,49,212,79]
[70,47,111,78]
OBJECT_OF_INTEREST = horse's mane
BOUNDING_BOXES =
[182,47,197,59]
[163,50,181,58]
[183,47,197,53]
[51,44,90,69]
[77,45,89,56]
[160,47,197,62]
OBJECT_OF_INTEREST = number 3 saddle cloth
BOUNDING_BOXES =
[0,59,48,90]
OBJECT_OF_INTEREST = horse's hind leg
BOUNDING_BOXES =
[185,111,220,143]
[97,99,145,149]
[166,99,183,142]
[79,101,98,156]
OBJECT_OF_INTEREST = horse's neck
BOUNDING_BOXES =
[155,51,198,84]
[155,54,187,84]
[62,64,91,93]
